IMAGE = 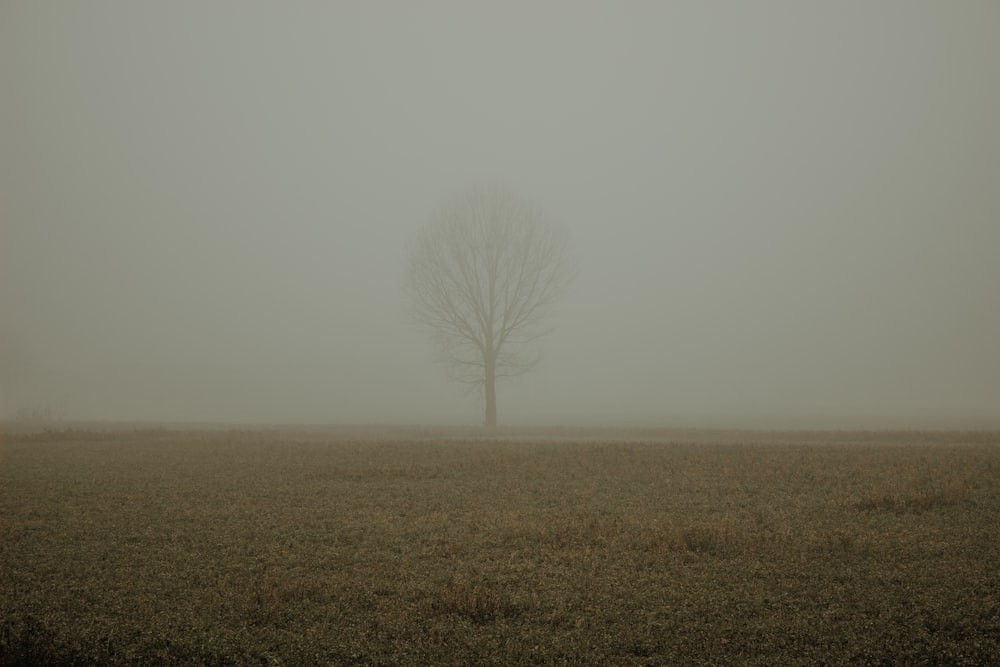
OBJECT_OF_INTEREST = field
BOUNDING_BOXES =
[1,426,998,665]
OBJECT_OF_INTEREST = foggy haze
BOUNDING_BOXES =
[2,2,998,428]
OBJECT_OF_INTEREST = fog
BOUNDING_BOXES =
[2,2,998,428]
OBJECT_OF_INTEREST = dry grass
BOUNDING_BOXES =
[1,426,998,665]
[425,576,521,624]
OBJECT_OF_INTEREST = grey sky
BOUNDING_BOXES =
[2,2,998,427]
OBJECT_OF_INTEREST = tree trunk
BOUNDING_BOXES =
[484,354,497,428]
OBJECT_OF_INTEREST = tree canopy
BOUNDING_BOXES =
[405,188,574,426]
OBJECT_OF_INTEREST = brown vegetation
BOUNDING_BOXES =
[1,427,997,664]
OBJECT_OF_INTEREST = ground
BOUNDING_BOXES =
[1,425,998,665]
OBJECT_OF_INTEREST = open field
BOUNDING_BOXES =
[1,426,998,665]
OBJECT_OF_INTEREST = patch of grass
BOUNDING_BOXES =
[639,517,743,557]
[1,427,998,665]
[853,471,972,513]
[424,576,520,623]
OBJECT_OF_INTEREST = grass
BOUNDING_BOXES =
[1,426,998,665]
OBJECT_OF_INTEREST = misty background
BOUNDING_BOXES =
[2,2,998,428]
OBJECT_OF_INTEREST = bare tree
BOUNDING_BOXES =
[405,188,575,427]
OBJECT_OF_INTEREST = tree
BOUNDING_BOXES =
[405,188,575,427]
